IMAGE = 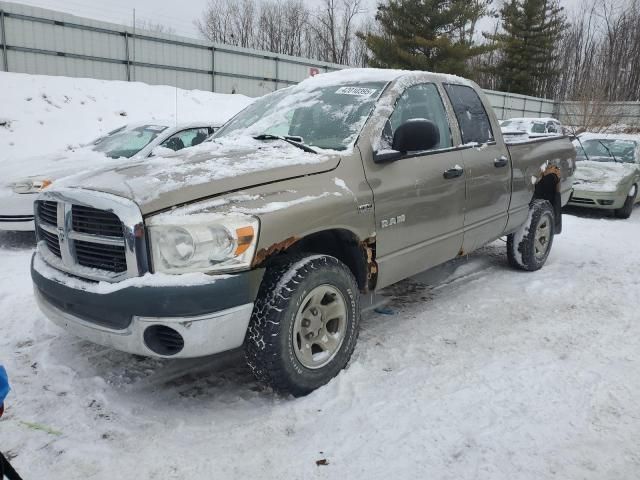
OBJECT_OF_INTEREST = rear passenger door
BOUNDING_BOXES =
[364,83,466,288]
[444,84,511,253]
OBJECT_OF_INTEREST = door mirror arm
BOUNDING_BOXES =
[373,150,403,163]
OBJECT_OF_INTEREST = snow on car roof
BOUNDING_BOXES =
[503,117,560,123]
[123,120,220,130]
[578,132,640,143]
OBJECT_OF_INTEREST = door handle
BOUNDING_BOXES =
[494,156,508,168]
[443,165,464,179]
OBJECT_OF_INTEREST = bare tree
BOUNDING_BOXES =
[195,0,256,46]
[195,0,367,66]
[256,0,309,56]
[135,19,176,35]
[556,0,640,102]
[308,0,364,64]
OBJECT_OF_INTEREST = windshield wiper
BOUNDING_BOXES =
[575,136,589,161]
[597,140,619,163]
[253,134,317,154]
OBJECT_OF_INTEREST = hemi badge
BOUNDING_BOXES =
[357,203,373,214]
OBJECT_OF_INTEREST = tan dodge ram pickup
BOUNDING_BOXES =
[31,69,576,396]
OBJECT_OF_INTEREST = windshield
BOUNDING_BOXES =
[214,81,388,151]
[575,139,637,163]
[92,124,168,158]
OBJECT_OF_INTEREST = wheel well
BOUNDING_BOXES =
[263,229,373,292]
[534,173,562,233]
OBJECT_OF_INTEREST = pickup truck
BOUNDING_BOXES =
[31,69,576,396]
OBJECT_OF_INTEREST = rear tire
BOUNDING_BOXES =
[507,199,555,272]
[614,185,637,219]
[245,254,360,397]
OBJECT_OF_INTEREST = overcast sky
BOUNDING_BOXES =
[9,0,621,41]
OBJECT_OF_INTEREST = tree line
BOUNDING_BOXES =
[194,0,640,102]
[194,0,369,67]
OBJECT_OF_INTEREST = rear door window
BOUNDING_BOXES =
[444,84,494,145]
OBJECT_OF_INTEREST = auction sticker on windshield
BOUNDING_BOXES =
[335,86,376,96]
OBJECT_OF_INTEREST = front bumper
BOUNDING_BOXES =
[32,254,265,358]
[567,188,625,210]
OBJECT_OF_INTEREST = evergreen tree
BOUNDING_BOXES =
[361,0,493,77]
[488,0,567,97]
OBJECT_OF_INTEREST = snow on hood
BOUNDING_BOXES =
[573,160,638,193]
[0,147,126,182]
[54,136,340,214]
[0,147,135,199]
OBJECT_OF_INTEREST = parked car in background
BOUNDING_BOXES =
[0,122,218,231]
[31,68,575,396]
[568,133,640,218]
[500,117,565,138]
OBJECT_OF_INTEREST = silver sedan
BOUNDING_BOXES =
[0,122,218,231]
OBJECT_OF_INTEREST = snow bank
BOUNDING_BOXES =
[0,72,252,163]
[2,210,640,479]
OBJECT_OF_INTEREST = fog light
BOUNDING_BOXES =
[597,199,614,206]
[143,325,184,356]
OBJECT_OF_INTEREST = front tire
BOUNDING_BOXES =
[245,254,360,396]
[614,185,637,219]
[507,199,555,271]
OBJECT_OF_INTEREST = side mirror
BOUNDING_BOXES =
[393,119,440,153]
[373,119,440,163]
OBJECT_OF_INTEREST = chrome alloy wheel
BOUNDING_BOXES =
[292,284,347,369]
[534,212,553,260]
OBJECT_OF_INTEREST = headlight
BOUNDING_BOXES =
[11,178,52,194]
[147,214,259,274]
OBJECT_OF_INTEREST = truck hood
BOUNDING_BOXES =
[573,160,638,193]
[55,137,341,214]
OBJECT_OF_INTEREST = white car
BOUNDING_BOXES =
[0,122,218,231]
[500,117,565,138]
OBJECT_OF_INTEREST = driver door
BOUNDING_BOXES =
[362,83,466,288]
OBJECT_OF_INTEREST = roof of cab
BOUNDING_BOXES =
[297,67,473,89]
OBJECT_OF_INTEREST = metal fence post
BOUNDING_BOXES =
[501,92,507,119]
[124,32,131,81]
[0,10,8,72]
[211,46,215,92]
[274,56,279,91]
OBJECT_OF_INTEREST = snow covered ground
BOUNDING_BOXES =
[1,207,639,479]
[0,72,252,163]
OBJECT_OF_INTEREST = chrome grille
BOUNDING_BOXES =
[570,196,596,205]
[38,201,58,226]
[34,189,148,283]
[75,239,127,272]
[72,205,124,237]
[39,227,62,258]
